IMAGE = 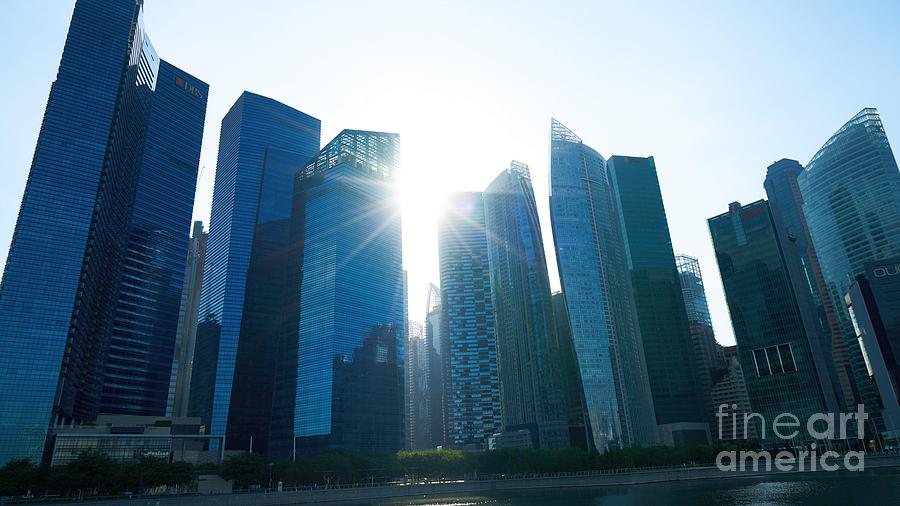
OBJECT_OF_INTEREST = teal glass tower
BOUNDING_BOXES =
[798,108,900,430]
[485,161,569,449]
[607,155,708,446]
[708,201,829,445]
[0,0,207,465]
[292,130,405,455]
[548,120,658,452]
[438,192,503,450]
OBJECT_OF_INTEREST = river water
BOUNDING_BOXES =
[374,469,900,505]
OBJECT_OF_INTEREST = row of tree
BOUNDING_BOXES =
[0,453,193,499]
[219,440,762,488]
[1,440,761,497]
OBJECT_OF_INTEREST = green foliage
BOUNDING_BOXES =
[0,458,39,497]
[397,449,470,478]
[218,452,267,487]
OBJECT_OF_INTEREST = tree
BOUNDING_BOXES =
[218,452,266,488]
[49,452,120,496]
[0,459,38,497]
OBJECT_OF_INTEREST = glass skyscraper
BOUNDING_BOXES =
[608,155,708,446]
[292,130,405,455]
[708,201,829,445]
[484,161,568,449]
[0,0,206,465]
[764,158,845,416]
[548,120,657,452]
[190,92,321,456]
[798,108,900,429]
[675,254,725,438]
[438,192,503,450]
[424,283,446,449]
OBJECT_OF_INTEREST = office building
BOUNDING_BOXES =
[798,108,900,427]
[675,254,726,438]
[189,92,321,456]
[552,292,589,449]
[608,155,708,446]
[407,321,428,449]
[845,257,900,437]
[708,201,829,445]
[764,158,846,415]
[424,283,445,448]
[292,130,405,455]
[168,221,208,417]
[710,346,757,441]
[548,119,658,452]
[484,161,568,449]
[0,0,206,464]
[438,192,503,450]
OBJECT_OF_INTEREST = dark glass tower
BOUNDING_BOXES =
[100,61,209,416]
[548,120,657,452]
[0,0,206,465]
[438,192,503,450]
[190,92,320,455]
[764,159,845,416]
[552,291,589,449]
[484,161,568,449]
[708,201,829,445]
[798,108,900,430]
[291,130,405,455]
[607,155,708,446]
[846,258,900,436]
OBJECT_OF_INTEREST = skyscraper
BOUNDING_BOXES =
[764,158,845,416]
[551,291,589,449]
[845,258,900,436]
[711,346,757,441]
[708,201,829,445]
[0,0,207,465]
[100,61,209,416]
[608,155,708,446]
[168,221,208,417]
[189,92,320,456]
[798,108,900,431]
[292,130,405,455]
[484,161,568,449]
[407,321,428,449]
[425,283,445,449]
[675,254,725,438]
[548,119,657,452]
[438,192,503,450]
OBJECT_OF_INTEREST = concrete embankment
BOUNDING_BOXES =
[28,453,900,506]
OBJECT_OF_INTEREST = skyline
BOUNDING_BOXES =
[4,1,900,346]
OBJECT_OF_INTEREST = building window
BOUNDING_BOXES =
[752,343,797,377]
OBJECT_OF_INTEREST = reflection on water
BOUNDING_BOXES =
[375,469,900,505]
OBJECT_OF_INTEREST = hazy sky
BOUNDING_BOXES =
[2,1,899,345]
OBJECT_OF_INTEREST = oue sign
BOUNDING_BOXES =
[873,264,900,278]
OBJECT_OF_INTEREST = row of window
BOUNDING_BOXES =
[751,343,797,377]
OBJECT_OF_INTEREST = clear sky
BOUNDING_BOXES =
[2,1,899,346]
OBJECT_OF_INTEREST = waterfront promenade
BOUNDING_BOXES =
[10,453,900,506]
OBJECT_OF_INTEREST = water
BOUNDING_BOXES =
[374,469,900,505]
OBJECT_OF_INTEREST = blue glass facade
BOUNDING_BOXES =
[548,120,657,452]
[798,108,900,426]
[100,61,209,416]
[0,0,206,465]
[484,161,569,449]
[438,192,503,450]
[607,155,708,444]
[708,201,828,445]
[190,92,320,455]
[291,130,405,455]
